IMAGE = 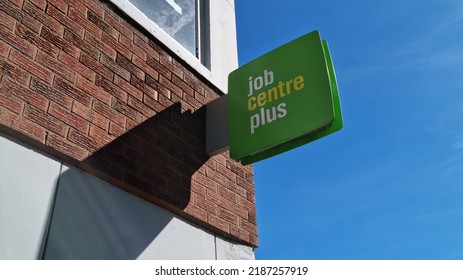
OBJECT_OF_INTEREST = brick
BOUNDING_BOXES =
[72,101,108,130]
[249,234,258,247]
[46,132,87,160]
[190,180,207,198]
[85,156,124,182]
[23,0,64,35]
[157,92,174,108]
[226,159,245,178]
[87,10,118,39]
[46,5,84,37]
[92,100,125,127]
[0,0,41,33]
[0,10,15,31]
[159,74,182,98]
[205,87,218,100]
[101,32,130,59]
[0,89,23,113]
[193,193,217,215]
[84,31,116,60]
[171,74,194,96]
[183,73,206,95]
[58,51,95,82]
[107,149,139,174]
[8,0,21,7]
[132,55,158,80]
[76,75,111,105]
[48,0,68,14]
[1,77,48,110]
[246,191,255,204]
[237,176,254,194]
[127,96,155,118]
[219,186,237,204]
[29,76,72,110]
[239,196,256,215]
[130,75,157,99]
[160,56,183,79]
[146,56,171,79]
[206,190,228,210]
[116,53,144,80]
[88,124,113,146]
[48,102,89,132]
[37,51,75,82]
[100,53,130,81]
[114,75,142,101]
[41,27,79,58]
[217,163,237,183]
[240,218,258,235]
[15,23,59,58]
[0,25,37,59]
[218,208,238,225]
[1,107,46,142]
[183,92,203,111]
[228,201,248,220]
[248,212,257,225]
[172,60,186,78]
[64,29,99,59]
[126,117,139,130]
[95,75,127,101]
[184,204,208,222]
[194,90,210,106]
[79,0,104,19]
[134,35,159,61]
[0,41,9,58]
[245,172,254,183]
[53,76,91,107]
[120,17,145,39]
[108,121,124,137]
[104,11,132,40]
[208,213,230,234]
[0,57,30,85]
[119,34,145,60]
[79,52,112,81]
[227,180,247,198]
[68,127,98,152]
[111,98,143,123]
[206,166,228,187]
[24,104,68,136]
[230,225,250,244]
[145,74,170,98]
[68,7,103,39]
[194,170,216,190]
[11,48,55,81]
[125,172,155,196]
[138,166,165,184]
[142,94,164,113]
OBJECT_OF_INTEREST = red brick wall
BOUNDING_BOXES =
[0,0,257,246]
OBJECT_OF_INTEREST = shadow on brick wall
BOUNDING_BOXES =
[42,103,211,259]
[83,102,209,210]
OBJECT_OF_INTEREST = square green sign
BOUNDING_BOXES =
[228,31,342,165]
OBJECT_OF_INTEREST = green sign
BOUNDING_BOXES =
[228,31,343,165]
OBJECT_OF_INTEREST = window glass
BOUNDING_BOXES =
[128,0,197,56]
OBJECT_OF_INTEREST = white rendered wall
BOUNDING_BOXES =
[0,133,61,259]
[0,135,254,260]
[209,0,238,91]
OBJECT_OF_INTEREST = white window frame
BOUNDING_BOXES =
[108,1,212,78]
[108,0,238,93]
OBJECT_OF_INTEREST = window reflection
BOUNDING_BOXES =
[128,0,196,55]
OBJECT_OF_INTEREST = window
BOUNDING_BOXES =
[125,0,208,65]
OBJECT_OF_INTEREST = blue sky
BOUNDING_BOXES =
[235,0,463,259]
